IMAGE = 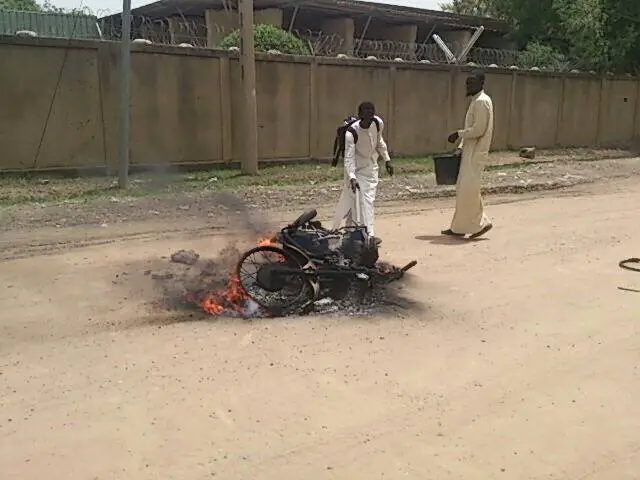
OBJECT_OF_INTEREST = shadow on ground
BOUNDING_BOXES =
[415,235,489,245]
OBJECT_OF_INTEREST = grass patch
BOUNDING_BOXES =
[487,160,541,171]
[1,147,631,206]
[0,157,436,207]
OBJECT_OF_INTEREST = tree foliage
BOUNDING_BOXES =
[0,0,93,14]
[438,0,501,18]
[517,41,569,70]
[0,0,42,10]
[39,1,89,14]
[440,0,640,73]
[220,24,310,55]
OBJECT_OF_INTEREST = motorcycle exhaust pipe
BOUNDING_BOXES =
[401,260,417,272]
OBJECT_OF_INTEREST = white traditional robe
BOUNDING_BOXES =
[332,115,391,237]
[450,90,494,234]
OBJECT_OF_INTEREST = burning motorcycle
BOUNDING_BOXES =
[236,207,417,316]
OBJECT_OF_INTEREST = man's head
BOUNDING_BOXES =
[358,101,376,128]
[466,69,485,96]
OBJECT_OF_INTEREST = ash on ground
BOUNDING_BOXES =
[151,192,274,315]
[151,246,419,319]
[311,276,420,317]
[151,242,248,313]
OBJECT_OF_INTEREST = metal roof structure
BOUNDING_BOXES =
[100,0,510,33]
[0,9,102,39]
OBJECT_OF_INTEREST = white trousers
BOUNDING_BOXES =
[332,163,379,237]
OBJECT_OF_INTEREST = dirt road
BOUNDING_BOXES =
[1,179,639,479]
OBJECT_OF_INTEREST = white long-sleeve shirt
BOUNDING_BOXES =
[343,115,391,180]
[456,90,494,155]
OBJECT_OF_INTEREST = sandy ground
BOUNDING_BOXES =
[1,178,640,479]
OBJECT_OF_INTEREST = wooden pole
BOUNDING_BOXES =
[239,0,258,175]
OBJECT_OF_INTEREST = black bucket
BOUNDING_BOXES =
[433,152,462,185]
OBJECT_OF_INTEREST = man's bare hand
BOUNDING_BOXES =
[447,131,460,144]
[385,162,394,176]
[350,178,360,193]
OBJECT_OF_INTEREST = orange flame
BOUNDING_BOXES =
[201,295,224,315]
[195,235,277,316]
[199,271,248,315]
[257,235,276,246]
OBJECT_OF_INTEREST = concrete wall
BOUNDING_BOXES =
[1,35,639,172]
[98,41,225,172]
[0,40,104,170]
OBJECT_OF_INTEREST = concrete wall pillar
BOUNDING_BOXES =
[322,17,354,55]
[384,24,417,43]
[254,8,283,27]
[439,29,472,57]
[205,10,238,47]
[167,17,179,43]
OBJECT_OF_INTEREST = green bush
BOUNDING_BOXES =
[516,41,571,71]
[0,0,41,10]
[219,24,311,55]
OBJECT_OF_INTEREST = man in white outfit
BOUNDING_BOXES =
[332,101,394,244]
[443,69,494,239]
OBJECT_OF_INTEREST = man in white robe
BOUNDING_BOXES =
[443,69,494,239]
[332,102,394,244]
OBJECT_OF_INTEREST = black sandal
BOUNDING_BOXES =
[441,229,465,237]
[469,224,493,239]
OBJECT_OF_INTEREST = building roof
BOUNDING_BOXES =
[101,0,510,33]
[0,9,102,39]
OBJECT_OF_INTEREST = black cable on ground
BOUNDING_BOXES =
[618,258,640,292]
[619,258,640,272]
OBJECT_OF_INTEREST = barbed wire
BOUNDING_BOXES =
[99,14,209,47]
[297,31,541,68]
[95,16,584,71]
[94,9,115,17]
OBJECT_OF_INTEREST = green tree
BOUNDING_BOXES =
[602,2,640,72]
[552,0,609,70]
[438,0,501,18]
[0,0,93,14]
[441,0,640,72]
[0,0,42,10]
[220,24,310,55]
[39,0,93,14]
[516,41,569,70]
